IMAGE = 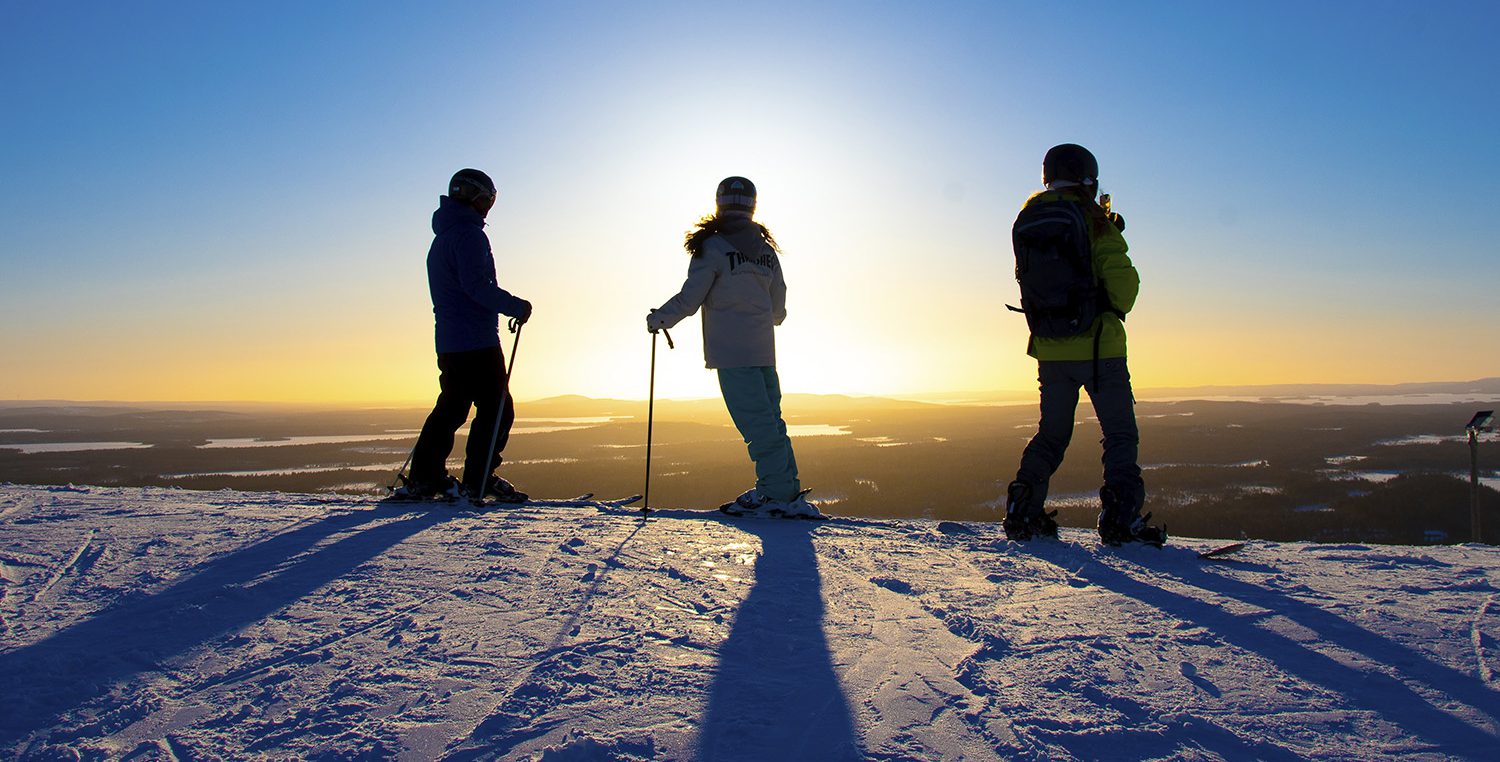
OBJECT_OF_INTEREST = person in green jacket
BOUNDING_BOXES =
[1005,144,1164,546]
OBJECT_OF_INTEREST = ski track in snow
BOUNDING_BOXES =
[0,492,39,520]
[28,529,101,604]
[0,484,1498,760]
[1474,594,1499,687]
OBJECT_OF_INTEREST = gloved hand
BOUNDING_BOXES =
[1108,212,1126,232]
[646,310,667,333]
[514,299,533,325]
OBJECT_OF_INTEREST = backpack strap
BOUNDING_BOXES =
[1093,321,1103,390]
[1096,290,1126,321]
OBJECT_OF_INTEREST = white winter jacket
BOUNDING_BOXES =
[650,225,786,369]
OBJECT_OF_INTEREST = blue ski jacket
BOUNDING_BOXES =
[426,196,530,354]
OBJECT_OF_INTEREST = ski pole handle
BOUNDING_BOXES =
[647,309,675,349]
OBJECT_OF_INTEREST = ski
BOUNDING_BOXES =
[517,493,596,507]
[716,509,828,522]
[380,492,601,509]
[717,513,829,522]
[583,495,648,516]
[467,493,614,511]
[462,494,642,513]
[457,493,644,514]
[716,488,827,521]
[583,490,833,522]
[594,494,644,508]
[380,492,462,506]
[607,505,831,522]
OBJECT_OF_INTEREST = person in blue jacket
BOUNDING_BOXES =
[401,168,532,502]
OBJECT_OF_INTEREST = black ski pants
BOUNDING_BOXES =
[1015,357,1144,511]
[410,345,515,493]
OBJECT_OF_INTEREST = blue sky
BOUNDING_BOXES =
[2,1,1497,402]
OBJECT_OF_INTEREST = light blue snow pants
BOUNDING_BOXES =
[717,366,801,502]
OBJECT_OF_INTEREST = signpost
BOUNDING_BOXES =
[1465,410,1493,543]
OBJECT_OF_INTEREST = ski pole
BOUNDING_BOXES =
[479,318,523,503]
[644,325,674,515]
[389,444,416,493]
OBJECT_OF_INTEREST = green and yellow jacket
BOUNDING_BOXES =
[1020,188,1139,361]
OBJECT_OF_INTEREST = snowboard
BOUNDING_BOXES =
[1198,541,1247,559]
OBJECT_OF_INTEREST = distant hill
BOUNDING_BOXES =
[1137,377,1500,400]
[3,378,1496,410]
[519,393,945,420]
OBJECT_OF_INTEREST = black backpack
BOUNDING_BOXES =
[1008,199,1117,338]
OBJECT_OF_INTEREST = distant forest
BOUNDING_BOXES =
[1056,473,1497,546]
[1,393,1496,545]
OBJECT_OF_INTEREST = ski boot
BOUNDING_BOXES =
[1097,483,1166,547]
[1003,480,1058,541]
[767,489,825,520]
[391,474,465,502]
[720,488,773,517]
[478,474,529,505]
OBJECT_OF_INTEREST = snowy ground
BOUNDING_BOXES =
[1,485,1498,761]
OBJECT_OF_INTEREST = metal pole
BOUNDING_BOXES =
[644,327,673,516]
[479,320,523,503]
[1471,428,1482,543]
[645,331,657,516]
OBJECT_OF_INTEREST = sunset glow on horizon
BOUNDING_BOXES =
[3,2,1497,405]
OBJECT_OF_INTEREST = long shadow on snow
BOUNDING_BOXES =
[694,518,864,761]
[0,501,456,747]
[1028,545,1500,757]
[443,523,648,761]
[443,514,865,761]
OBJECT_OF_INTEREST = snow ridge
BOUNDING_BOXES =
[1,484,1498,760]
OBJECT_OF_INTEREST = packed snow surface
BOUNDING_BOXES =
[1,484,1498,760]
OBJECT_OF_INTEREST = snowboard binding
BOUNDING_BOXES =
[1003,481,1059,541]
[1097,483,1166,547]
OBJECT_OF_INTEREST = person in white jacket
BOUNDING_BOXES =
[647,177,822,519]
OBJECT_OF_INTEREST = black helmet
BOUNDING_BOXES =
[1042,144,1098,186]
[715,176,757,215]
[449,168,496,203]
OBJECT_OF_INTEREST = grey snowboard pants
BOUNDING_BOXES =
[1014,357,1144,509]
